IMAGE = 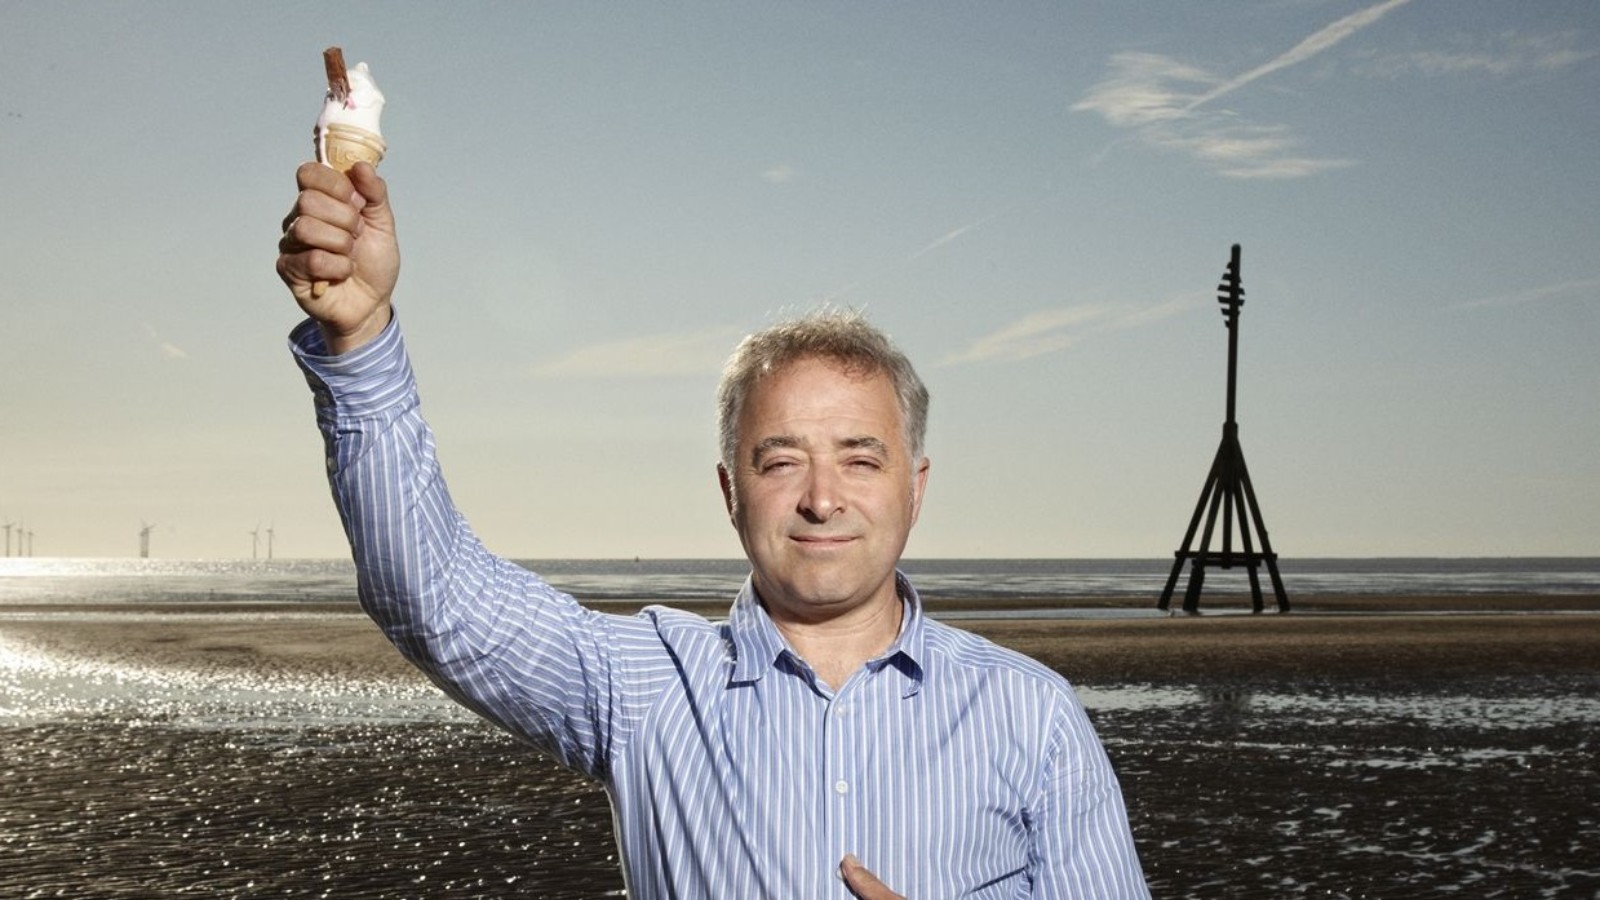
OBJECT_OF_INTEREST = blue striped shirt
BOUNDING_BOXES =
[291,316,1149,899]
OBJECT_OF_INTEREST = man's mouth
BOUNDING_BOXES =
[791,534,856,545]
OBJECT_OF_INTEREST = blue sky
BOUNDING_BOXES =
[1,1,1596,560]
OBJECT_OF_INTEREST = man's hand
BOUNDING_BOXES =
[840,854,907,900]
[276,161,400,355]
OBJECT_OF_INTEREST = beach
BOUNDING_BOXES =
[4,593,1599,897]
[5,593,1600,682]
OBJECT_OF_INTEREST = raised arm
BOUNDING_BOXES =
[276,165,665,779]
[277,161,399,355]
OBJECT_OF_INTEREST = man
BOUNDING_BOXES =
[277,161,1149,899]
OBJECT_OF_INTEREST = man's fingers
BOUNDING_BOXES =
[840,854,907,900]
[275,161,400,354]
[284,187,362,236]
[278,211,357,293]
[278,164,369,293]
[277,246,354,287]
[295,159,349,195]
[280,212,355,257]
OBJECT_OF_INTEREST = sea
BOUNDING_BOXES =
[3,557,1598,898]
[2,555,1598,607]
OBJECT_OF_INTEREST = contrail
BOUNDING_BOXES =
[819,199,1029,302]
[1186,0,1415,110]
[909,209,1006,260]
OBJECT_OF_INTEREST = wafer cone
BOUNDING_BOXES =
[317,122,386,172]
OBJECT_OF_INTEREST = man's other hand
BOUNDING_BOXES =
[841,854,908,900]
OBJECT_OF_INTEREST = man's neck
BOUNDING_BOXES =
[770,594,904,692]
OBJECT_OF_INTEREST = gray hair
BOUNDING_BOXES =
[717,308,929,469]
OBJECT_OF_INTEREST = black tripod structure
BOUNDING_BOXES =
[1158,244,1289,614]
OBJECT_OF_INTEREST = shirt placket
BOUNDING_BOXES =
[822,679,866,890]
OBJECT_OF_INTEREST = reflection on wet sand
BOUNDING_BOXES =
[3,612,1598,898]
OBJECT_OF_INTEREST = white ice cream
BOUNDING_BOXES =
[317,61,385,136]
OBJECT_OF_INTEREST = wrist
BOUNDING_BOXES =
[321,305,393,356]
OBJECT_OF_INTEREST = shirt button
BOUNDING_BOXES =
[834,704,849,716]
[834,780,849,795]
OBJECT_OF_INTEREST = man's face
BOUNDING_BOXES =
[719,356,929,624]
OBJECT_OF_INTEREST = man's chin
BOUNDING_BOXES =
[755,572,889,620]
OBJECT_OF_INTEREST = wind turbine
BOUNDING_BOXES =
[266,523,275,561]
[139,521,156,559]
[2,521,13,557]
[250,523,261,560]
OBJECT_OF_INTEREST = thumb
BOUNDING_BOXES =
[346,162,395,232]
[840,854,904,900]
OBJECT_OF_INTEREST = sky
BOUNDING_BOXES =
[1,0,1596,561]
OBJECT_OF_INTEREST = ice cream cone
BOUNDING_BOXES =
[317,122,386,173]
[310,50,387,299]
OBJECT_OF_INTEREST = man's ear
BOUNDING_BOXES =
[717,463,735,518]
[909,457,930,526]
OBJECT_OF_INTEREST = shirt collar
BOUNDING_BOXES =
[727,571,927,697]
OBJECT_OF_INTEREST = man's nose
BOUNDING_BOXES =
[798,465,845,522]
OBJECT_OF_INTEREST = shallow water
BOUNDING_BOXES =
[4,556,1597,605]
[1097,676,1600,899]
[3,617,1596,898]
[2,722,624,899]
[0,612,462,730]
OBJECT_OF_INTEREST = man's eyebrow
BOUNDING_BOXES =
[840,435,890,454]
[750,435,802,463]
[749,434,890,464]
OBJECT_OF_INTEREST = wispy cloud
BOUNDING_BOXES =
[760,164,797,184]
[1074,52,1218,130]
[142,323,188,360]
[1074,0,1415,178]
[940,298,1196,366]
[529,327,743,379]
[1353,30,1597,79]
[1447,277,1600,312]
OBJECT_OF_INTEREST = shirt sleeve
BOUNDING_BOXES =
[288,314,663,779]
[1030,690,1152,899]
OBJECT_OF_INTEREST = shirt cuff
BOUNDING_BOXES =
[289,313,416,418]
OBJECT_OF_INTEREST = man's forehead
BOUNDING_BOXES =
[747,357,895,412]
[739,359,904,451]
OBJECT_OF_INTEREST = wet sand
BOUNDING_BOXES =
[5,595,1599,898]
[7,592,1599,685]
[983,609,1600,681]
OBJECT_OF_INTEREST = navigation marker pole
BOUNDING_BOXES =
[1158,244,1290,614]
